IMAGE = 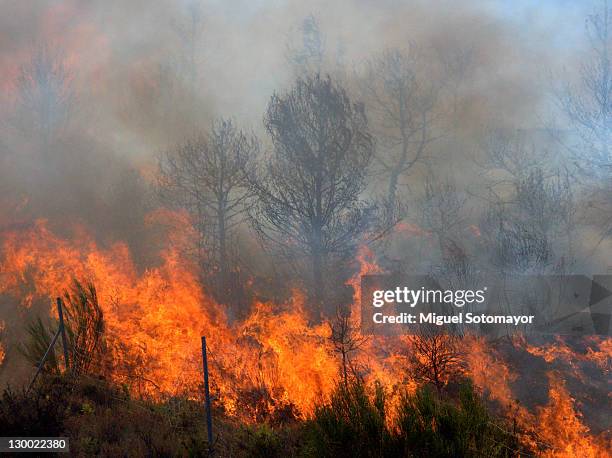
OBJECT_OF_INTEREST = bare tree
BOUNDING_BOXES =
[478,128,545,181]
[556,1,612,244]
[250,75,375,319]
[286,14,325,76]
[158,118,258,303]
[557,0,612,173]
[418,174,467,258]
[286,14,349,82]
[409,327,463,395]
[330,306,368,387]
[475,128,577,275]
[11,46,75,155]
[482,205,553,276]
[416,174,479,326]
[360,48,440,207]
[480,175,574,277]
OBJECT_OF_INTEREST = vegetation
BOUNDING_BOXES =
[1,2,610,457]
[21,280,105,376]
[0,373,526,457]
[14,291,523,456]
[249,74,376,318]
[306,379,523,458]
[158,119,259,307]
[0,376,213,456]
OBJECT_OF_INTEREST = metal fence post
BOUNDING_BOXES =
[201,336,214,454]
[27,328,61,393]
[57,297,70,372]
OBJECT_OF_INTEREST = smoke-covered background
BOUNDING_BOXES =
[1,0,611,314]
[0,2,611,455]
[0,0,607,256]
[2,0,611,349]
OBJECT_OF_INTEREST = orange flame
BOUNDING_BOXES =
[0,217,610,456]
[538,376,611,457]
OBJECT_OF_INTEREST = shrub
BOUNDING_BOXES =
[0,378,68,436]
[21,316,61,374]
[306,379,390,457]
[0,375,205,456]
[306,379,524,458]
[21,279,106,377]
[61,280,106,376]
[236,424,282,457]
[395,383,523,457]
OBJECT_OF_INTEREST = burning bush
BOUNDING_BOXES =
[408,328,465,395]
[308,379,388,457]
[61,280,106,376]
[0,218,610,455]
[395,383,523,457]
[21,316,62,375]
[21,279,106,377]
[306,378,525,457]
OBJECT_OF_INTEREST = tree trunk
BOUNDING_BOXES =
[387,169,400,206]
[312,245,324,322]
[387,89,408,205]
[218,202,228,304]
[312,148,324,321]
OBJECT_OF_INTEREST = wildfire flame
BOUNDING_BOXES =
[0,217,610,455]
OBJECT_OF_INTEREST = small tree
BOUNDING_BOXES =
[286,14,325,76]
[479,168,575,276]
[477,130,576,275]
[250,75,375,318]
[330,306,368,387]
[417,173,467,259]
[555,0,612,244]
[557,0,612,173]
[11,46,75,153]
[22,280,105,377]
[158,118,258,304]
[409,327,463,395]
[360,48,440,207]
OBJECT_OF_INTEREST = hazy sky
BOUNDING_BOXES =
[0,0,598,162]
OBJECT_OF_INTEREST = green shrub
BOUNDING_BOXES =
[395,383,522,457]
[0,367,525,456]
[306,380,390,457]
[237,424,282,457]
[305,379,524,458]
